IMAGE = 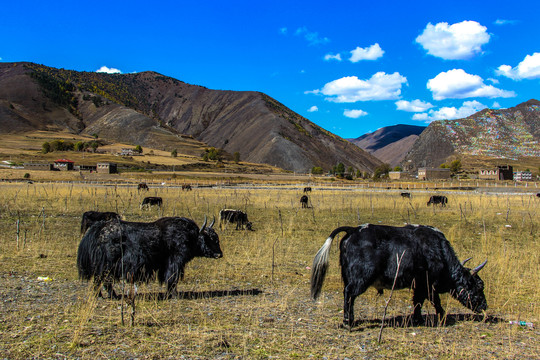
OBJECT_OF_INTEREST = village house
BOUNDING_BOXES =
[97,162,118,174]
[417,167,451,180]
[478,165,513,180]
[514,171,532,181]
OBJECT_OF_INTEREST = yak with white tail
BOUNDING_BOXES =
[311,224,487,328]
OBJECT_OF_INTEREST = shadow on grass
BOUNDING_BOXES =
[347,313,505,331]
[137,288,263,301]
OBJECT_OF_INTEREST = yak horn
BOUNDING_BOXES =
[200,215,207,233]
[471,259,488,276]
[209,216,215,228]
[461,257,473,266]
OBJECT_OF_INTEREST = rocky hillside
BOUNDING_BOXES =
[349,124,426,167]
[402,99,540,170]
[0,62,381,173]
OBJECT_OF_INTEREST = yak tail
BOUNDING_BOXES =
[77,221,107,281]
[310,226,357,300]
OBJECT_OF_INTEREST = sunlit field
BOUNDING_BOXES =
[0,182,538,359]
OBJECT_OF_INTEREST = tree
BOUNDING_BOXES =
[335,163,345,177]
[42,142,51,154]
[312,166,324,175]
[394,166,402,172]
[50,140,64,152]
[202,147,222,161]
[171,149,178,158]
[233,152,240,164]
[450,159,462,173]
[74,141,84,152]
[135,145,143,154]
[373,164,391,179]
[90,141,99,152]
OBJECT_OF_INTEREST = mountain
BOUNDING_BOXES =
[0,62,381,173]
[401,100,540,171]
[348,124,426,167]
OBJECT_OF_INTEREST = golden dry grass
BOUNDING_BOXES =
[0,182,538,359]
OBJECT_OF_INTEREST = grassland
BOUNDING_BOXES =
[0,181,538,359]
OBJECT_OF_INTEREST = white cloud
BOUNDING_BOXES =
[487,77,499,84]
[344,109,368,118]
[494,19,517,26]
[307,106,318,112]
[324,53,342,61]
[349,43,384,62]
[295,27,330,46]
[415,20,490,60]
[279,27,288,35]
[412,100,487,122]
[492,101,501,108]
[395,99,434,112]
[309,72,407,103]
[496,52,540,80]
[427,69,515,100]
[96,66,122,74]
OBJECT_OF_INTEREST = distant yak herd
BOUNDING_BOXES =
[77,184,492,328]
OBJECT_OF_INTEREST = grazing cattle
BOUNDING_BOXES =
[219,209,252,230]
[80,211,121,234]
[311,224,487,327]
[400,192,411,199]
[138,183,149,191]
[536,193,540,198]
[300,195,309,208]
[182,184,192,191]
[141,196,163,209]
[427,195,448,207]
[303,187,312,193]
[77,216,221,298]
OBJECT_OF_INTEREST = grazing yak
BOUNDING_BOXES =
[182,184,192,191]
[400,192,411,199]
[77,216,222,298]
[219,209,252,230]
[303,187,312,193]
[300,195,309,208]
[137,183,149,191]
[141,196,163,209]
[80,211,121,234]
[311,224,487,327]
[427,195,448,207]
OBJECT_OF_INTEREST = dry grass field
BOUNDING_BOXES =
[0,182,538,359]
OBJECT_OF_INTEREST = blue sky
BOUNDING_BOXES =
[2,0,539,138]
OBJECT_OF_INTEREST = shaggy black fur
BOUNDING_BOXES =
[80,211,121,234]
[427,195,448,207]
[219,209,252,230]
[311,224,487,328]
[77,216,222,299]
[300,195,309,208]
[140,196,163,209]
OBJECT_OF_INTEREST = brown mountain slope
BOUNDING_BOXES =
[0,62,381,173]
[348,124,426,167]
[402,99,540,171]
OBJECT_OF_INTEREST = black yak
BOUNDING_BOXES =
[219,209,252,230]
[303,187,312,193]
[80,211,121,234]
[427,195,448,207]
[400,192,411,199]
[300,195,309,208]
[311,224,487,327]
[141,196,163,209]
[137,183,149,191]
[77,216,222,298]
